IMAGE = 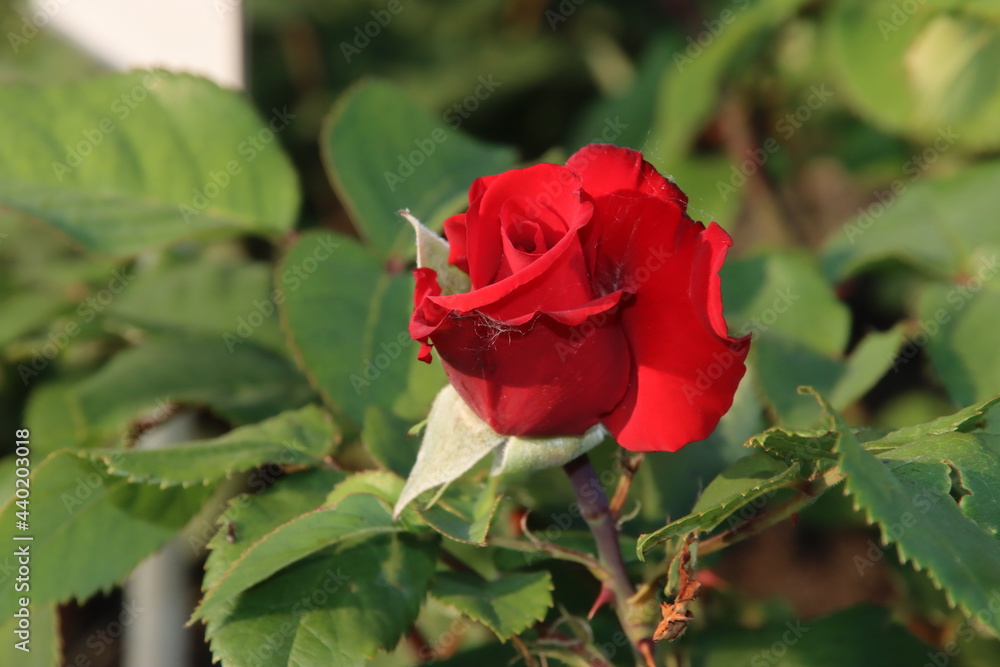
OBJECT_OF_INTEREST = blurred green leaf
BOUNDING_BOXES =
[76,337,314,434]
[0,452,213,619]
[278,232,445,428]
[823,160,1000,280]
[688,605,931,667]
[323,79,517,260]
[109,260,287,355]
[752,327,904,429]
[94,405,337,486]
[430,570,553,640]
[919,280,1000,406]
[0,72,299,255]
[828,324,907,409]
[824,0,1000,150]
[645,0,812,166]
[723,249,850,356]
[0,291,68,348]
[362,405,419,477]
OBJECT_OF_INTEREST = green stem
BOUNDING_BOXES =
[564,455,654,667]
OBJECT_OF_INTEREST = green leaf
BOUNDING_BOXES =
[202,472,436,667]
[278,231,445,427]
[0,452,213,618]
[24,378,90,457]
[0,290,68,348]
[645,0,812,165]
[868,395,1000,448]
[824,0,1000,151]
[878,431,1000,537]
[752,328,904,429]
[109,260,287,355]
[919,280,1000,407]
[322,80,517,260]
[722,250,850,356]
[195,492,406,622]
[751,336,844,428]
[207,533,438,667]
[828,325,907,409]
[76,337,314,433]
[431,571,553,640]
[95,405,337,486]
[836,421,1000,634]
[823,159,1000,281]
[0,603,60,667]
[747,427,839,462]
[0,72,299,255]
[361,405,419,477]
[688,605,932,667]
[417,477,502,546]
[636,452,803,558]
[201,469,345,597]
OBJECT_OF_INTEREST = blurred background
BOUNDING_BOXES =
[1,0,999,665]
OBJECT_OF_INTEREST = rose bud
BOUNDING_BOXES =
[410,144,750,452]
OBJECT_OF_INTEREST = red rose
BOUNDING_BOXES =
[409,144,749,452]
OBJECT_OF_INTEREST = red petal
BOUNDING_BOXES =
[426,221,594,326]
[432,311,631,437]
[465,163,591,288]
[603,220,749,452]
[566,144,688,210]
[442,214,470,274]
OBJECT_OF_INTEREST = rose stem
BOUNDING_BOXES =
[564,454,655,667]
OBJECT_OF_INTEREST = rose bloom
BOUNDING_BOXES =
[410,144,749,452]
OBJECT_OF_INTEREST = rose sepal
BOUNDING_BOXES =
[393,384,607,518]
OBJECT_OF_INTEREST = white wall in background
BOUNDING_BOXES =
[29,0,244,88]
